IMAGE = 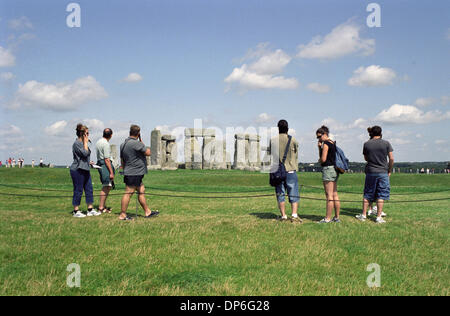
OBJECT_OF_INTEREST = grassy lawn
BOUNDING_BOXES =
[0,168,448,296]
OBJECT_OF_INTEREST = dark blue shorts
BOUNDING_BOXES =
[364,173,390,202]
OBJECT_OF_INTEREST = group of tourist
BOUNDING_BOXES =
[270,120,394,224]
[69,120,394,224]
[3,157,25,168]
[69,123,159,220]
[1,157,44,168]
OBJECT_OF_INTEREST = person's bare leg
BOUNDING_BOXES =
[376,199,385,218]
[291,202,298,217]
[362,199,370,217]
[278,201,286,218]
[333,182,340,219]
[120,186,135,219]
[323,182,334,221]
[99,186,111,210]
[137,184,152,217]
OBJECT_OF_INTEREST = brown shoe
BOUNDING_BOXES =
[291,216,303,223]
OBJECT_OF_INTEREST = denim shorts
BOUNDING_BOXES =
[364,173,390,202]
[275,172,300,203]
[322,166,339,182]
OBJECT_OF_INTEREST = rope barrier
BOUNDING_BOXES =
[0,186,449,203]
[1,182,449,196]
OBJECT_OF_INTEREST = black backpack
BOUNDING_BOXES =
[269,136,292,187]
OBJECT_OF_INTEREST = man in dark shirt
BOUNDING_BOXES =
[119,125,159,221]
[356,126,394,224]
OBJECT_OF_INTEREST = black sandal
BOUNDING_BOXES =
[144,211,160,218]
[119,215,134,221]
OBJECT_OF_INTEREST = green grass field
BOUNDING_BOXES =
[0,168,448,296]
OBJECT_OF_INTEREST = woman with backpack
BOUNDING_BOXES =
[316,126,341,223]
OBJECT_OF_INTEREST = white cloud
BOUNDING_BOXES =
[44,121,68,136]
[297,22,375,59]
[414,97,435,107]
[306,82,330,94]
[320,117,369,132]
[247,49,291,75]
[0,72,15,82]
[0,125,25,151]
[256,113,275,124]
[122,73,143,83]
[225,45,299,91]
[390,138,412,146]
[10,76,108,111]
[7,33,36,50]
[375,104,450,124]
[441,96,450,105]
[8,16,33,30]
[0,46,16,67]
[348,65,396,87]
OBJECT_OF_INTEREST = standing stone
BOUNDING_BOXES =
[233,134,246,170]
[202,129,215,170]
[151,129,162,169]
[185,128,203,170]
[110,144,120,169]
[248,134,260,171]
[162,135,178,170]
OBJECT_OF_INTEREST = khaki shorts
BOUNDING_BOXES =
[322,166,339,182]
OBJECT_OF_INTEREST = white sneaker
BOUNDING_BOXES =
[356,214,367,222]
[368,209,387,217]
[73,211,86,218]
[376,217,386,224]
[87,209,101,217]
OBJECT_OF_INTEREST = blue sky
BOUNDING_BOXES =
[1,0,449,165]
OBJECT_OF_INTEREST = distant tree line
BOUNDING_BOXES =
[299,162,450,173]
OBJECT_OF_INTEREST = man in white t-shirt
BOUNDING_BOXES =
[96,128,115,213]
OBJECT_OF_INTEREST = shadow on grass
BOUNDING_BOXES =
[298,214,323,222]
[250,212,324,222]
[340,208,361,217]
[250,212,279,220]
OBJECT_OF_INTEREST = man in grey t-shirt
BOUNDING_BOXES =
[119,124,158,221]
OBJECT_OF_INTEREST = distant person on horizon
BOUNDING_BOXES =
[70,123,101,218]
[356,126,394,224]
[32,159,35,168]
[96,128,115,214]
[316,126,341,223]
[269,120,301,223]
[39,158,44,168]
[119,124,158,221]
